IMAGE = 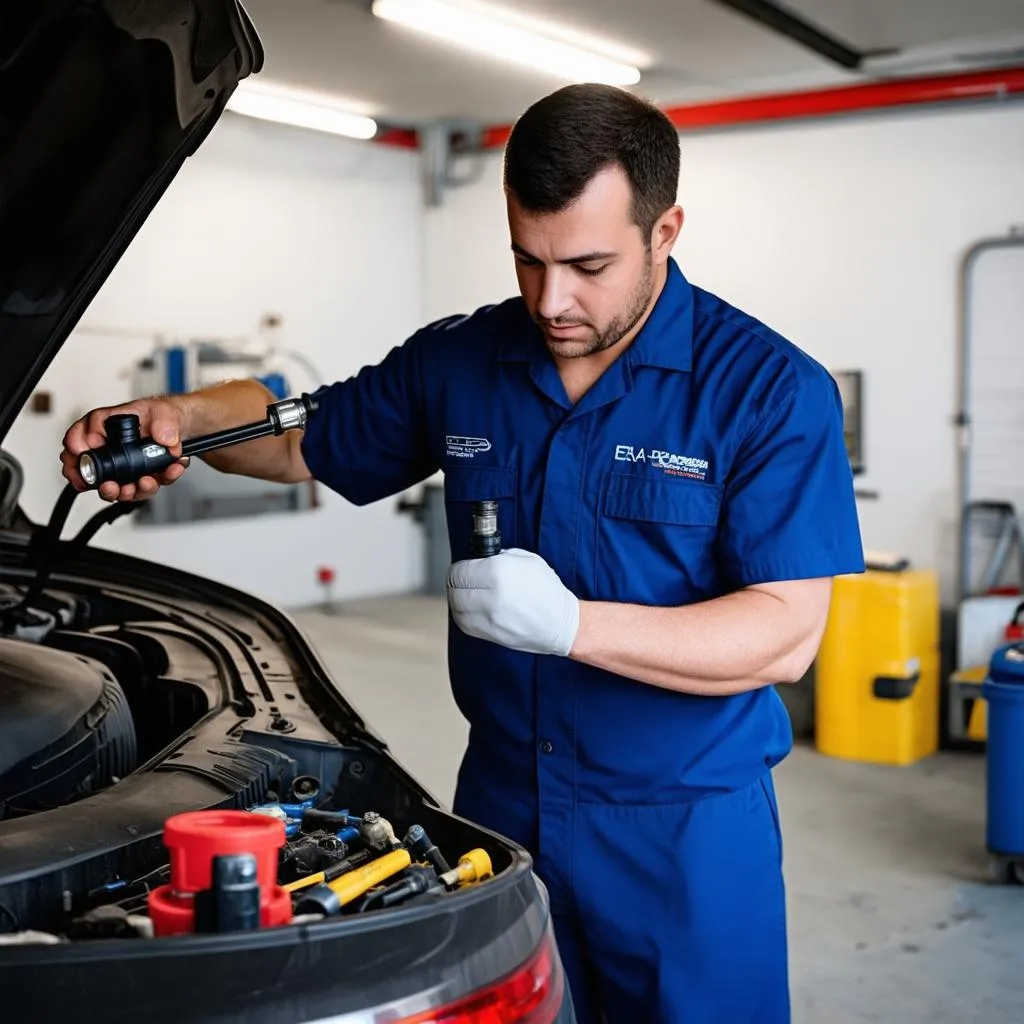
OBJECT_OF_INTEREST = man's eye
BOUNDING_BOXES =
[577,265,608,277]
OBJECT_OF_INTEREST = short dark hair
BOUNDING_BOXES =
[503,83,680,243]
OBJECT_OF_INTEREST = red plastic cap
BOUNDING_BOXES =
[317,566,335,584]
[148,883,292,936]
[162,809,285,895]
[148,810,292,937]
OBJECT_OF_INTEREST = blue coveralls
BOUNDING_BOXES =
[301,258,865,1023]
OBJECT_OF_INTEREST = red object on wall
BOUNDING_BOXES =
[375,127,420,148]
[317,566,336,585]
[372,65,1024,150]
[420,64,1024,151]
[147,810,292,936]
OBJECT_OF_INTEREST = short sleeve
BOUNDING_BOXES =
[718,367,865,587]
[300,331,438,506]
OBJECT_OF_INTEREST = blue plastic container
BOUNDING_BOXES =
[164,346,187,394]
[981,642,1024,857]
[257,372,289,400]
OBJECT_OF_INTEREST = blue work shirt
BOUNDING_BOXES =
[302,258,864,827]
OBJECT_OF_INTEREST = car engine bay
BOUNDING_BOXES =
[0,479,511,946]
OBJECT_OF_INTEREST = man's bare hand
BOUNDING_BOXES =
[61,398,190,503]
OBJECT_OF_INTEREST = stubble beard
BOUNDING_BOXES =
[540,253,656,360]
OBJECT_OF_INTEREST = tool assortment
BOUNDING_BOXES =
[58,794,494,941]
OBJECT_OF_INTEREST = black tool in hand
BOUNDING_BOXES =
[77,393,318,490]
[470,499,501,557]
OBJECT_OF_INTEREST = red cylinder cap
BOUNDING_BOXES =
[162,810,285,896]
[317,567,335,584]
[148,883,292,936]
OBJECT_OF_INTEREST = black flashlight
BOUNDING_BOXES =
[77,413,178,490]
[77,394,318,490]
[470,500,501,557]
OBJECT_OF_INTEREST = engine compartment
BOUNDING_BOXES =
[0,631,136,819]
[0,555,513,945]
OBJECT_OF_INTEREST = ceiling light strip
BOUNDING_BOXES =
[226,84,378,140]
[371,0,641,86]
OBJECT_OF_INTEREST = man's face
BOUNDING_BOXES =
[507,164,671,361]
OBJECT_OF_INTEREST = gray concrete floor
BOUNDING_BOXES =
[291,595,1024,1024]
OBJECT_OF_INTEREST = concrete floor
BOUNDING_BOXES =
[291,595,1024,1024]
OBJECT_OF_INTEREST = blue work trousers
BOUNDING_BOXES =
[455,773,790,1023]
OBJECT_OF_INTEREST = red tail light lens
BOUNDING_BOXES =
[398,932,564,1024]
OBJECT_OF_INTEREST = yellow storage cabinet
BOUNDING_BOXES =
[815,567,940,766]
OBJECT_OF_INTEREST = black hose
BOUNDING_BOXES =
[3,483,78,617]
[301,809,355,831]
[69,500,143,553]
[1,485,145,632]
[0,902,20,932]
[0,452,25,528]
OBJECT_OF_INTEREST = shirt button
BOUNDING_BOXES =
[540,741,554,754]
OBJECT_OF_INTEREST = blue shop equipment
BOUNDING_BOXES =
[981,641,1024,883]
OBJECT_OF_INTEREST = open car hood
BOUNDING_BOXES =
[0,1,263,443]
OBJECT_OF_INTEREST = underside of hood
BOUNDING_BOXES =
[0,0,263,442]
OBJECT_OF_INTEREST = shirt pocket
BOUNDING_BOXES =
[596,472,724,605]
[443,463,517,562]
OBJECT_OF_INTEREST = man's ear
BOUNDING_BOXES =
[651,205,684,263]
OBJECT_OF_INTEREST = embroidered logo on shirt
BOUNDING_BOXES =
[614,444,709,481]
[446,435,493,459]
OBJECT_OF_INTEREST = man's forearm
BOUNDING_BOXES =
[177,379,309,483]
[568,581,831,697]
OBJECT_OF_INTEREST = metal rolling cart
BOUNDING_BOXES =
[947,228,1024,747]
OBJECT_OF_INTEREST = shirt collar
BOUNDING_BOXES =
[625,257,694,372]
[496,256,694,372]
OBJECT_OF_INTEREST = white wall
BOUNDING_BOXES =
[5,112,427,609]
[8,100,1022,610]
[422,101,1024,604]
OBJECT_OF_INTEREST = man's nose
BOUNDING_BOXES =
[537,268,572,322]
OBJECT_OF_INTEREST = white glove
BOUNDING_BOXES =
[447,549,580,656]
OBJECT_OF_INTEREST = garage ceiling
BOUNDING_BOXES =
[238,0,1024,127]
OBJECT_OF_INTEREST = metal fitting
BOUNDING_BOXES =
[470,499,502,557]
[269,393,317,433]
[271,399,306,432]
[359,811,398,851]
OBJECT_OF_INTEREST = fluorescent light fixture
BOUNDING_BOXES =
[371,0,647,86]
[226,81,378,140]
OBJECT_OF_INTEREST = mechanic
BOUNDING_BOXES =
[62,83,864,1023]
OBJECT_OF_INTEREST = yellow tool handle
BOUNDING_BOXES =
[283,871,326,894]
[328,849,412,906]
